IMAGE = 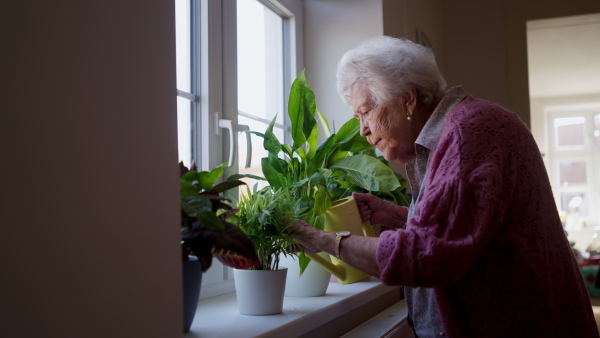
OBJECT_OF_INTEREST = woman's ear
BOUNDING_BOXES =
[405,88,418,115]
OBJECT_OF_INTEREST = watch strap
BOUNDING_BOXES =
[334,231,351,260]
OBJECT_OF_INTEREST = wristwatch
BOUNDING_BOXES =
[334,231,351,260]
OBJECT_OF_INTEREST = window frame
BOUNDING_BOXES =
[546,104,600,230]
[176,0,304,299]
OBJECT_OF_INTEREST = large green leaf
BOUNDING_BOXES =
[330,154,400,192]
[289,177,309,188]
[194,211,225,231]
[227,173,266,182]
[333,118,360,146]
[261,157,287,190]
[263,117,282,156]
[268,153,289,177]
[294,144,306,163]
[348,133,375,153]
[315,108,331,138]
[180,177,199,197]
[305,123,318,161]
[308,171,327,187]
[213,180,246,194]
[327,149,349,167]
[197,164,225,191]
[311,185,332,216]
[181,195,212,217]
[281,144,293,158]
[180,163,227,194]
[312,134,335,168]
[288,70,316,151]
[298,252,311,275]
[181,195,224,230]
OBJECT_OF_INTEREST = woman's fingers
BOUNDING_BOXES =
[353,192,410,228]
[289,221,322,254]
[353,192,376,222]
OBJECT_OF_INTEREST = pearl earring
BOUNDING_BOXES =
[407,115,412,121]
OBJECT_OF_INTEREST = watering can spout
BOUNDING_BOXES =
[306,253,347,280]
[305,196,373,285]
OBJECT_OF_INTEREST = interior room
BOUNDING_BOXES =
[2,0,599,337]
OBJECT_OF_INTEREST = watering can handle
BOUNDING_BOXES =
[362,220,374,237]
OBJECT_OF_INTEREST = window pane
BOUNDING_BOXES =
[177,97,192,166]
[559,161,587,187]
[236,0,285,194]
[554,117,585,148]
[175,0,191,92]
[237,115,284,194]
[237,0,284,124]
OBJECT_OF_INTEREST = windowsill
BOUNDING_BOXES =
[184,278,405,337]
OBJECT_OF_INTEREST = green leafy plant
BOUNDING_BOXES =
[231,70,410,272]
[230,185,304,271]
[180,162,259,272]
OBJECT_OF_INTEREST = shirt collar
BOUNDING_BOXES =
[415,86,468,151]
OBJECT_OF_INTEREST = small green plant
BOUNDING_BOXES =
[231,185,303,271]
[180,162,259,271]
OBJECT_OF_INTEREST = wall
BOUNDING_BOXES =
[304,0,444,186]
[0,1,182,337]
[382,0,444,74]
[303,0,384,142]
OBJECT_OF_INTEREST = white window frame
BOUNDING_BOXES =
[176,0,304,299]
[545,103,600,231]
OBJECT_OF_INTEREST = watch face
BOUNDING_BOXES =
[337,231,351,236]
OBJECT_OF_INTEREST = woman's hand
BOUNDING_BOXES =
[288,220,334,255]
[353,192,409,229]
[289,219,381,278]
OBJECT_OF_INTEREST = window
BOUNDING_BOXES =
[175,0,193,167]
[547,106,600,230]
[175,0,303,299]
[237,0,290,192]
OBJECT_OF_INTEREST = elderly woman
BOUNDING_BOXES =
[291,36,598,337]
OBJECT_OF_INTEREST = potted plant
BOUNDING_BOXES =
[232,71,410,284]
[229,184,303,315]
[179,161,259,331]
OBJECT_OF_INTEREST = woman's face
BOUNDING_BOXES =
[350,81,417,163]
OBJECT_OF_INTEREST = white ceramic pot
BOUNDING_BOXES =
[233,268,288,315]
[280,253,331,297]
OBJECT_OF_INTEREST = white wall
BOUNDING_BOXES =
[303,0,384,141]
[303,0,444,186]
[0,1,182,337]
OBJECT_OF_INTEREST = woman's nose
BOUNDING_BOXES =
[359,118,370,137]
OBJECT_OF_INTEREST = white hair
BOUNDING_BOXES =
[336,36,447,106]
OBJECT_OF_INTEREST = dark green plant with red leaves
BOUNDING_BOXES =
[180,162,259,272]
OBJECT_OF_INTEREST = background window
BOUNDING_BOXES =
[559,161,587,187]
[547,109,600,231]
[554,116,586,149]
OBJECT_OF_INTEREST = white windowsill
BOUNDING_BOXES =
[184,278,405,337]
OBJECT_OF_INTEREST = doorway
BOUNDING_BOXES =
[526,13,600,252]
